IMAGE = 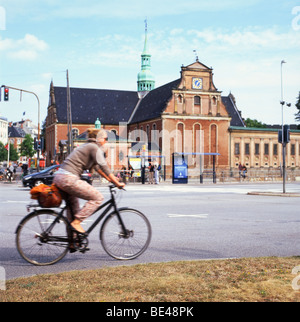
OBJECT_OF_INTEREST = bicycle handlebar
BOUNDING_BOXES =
[109,184,126,191]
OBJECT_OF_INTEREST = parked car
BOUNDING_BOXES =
[22,165,93,188]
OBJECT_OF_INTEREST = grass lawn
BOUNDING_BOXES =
[1,257,300,302]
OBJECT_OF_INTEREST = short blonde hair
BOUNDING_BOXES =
[96,129,107,140]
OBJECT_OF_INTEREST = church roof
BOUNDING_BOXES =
[130,79,181,123]
[8,126,26,138]
[221,95,245,127]
[53,86,139,125]
[51,80,244,127]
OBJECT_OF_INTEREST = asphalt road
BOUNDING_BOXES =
[1,181,300,280]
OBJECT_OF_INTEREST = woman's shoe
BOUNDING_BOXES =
[70,219,86,235]
[70,225,87,237]
[69,246,77,253]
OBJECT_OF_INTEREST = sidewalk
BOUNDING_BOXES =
[3,177,300,197]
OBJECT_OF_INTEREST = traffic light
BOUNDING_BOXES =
[34,138,44,151]
[278,125,290,144]
[284,125,290,143]
[4,87,9,101]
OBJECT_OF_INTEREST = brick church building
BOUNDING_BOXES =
[45,26,300,177]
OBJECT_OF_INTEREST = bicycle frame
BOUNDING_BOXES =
[46,186,126,237]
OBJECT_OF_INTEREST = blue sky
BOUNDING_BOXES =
[0,0,300,127]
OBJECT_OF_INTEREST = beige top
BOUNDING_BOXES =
[60,138,111,178]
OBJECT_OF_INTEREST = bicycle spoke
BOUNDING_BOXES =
[100,208,151,260]
[16,211,69,266]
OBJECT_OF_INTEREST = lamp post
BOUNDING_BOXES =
[280,60,286,193]
[2,85,41,170]
[280,61,291,194]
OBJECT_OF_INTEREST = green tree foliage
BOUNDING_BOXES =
[0,142,7,162]
[9,144,19,161]
[0,142,19,162]
[295,91,300,122]
[244,118,267,128]
[20,134,35,158]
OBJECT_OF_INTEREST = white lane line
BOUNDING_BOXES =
[168,214,208,218]
[0,200,28,204]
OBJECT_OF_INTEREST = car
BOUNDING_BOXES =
[22,165,93,188]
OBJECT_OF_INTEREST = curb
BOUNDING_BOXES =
[247,191,300,197]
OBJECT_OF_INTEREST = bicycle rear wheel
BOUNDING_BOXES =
[100,207,151,260]
[16,210,69,266]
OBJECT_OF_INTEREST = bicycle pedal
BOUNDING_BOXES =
[79,247,90,253]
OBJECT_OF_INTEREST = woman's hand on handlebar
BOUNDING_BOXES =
[107,172,126,190]
[117,182,126,190]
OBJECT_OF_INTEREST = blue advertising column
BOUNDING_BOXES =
[172,153,188,184]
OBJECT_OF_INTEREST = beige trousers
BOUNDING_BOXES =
[54,173,104,222]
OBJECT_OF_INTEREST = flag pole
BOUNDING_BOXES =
[7,141,10,167]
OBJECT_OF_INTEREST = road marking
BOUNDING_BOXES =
[168,214,208,218]
[0,200,28,204]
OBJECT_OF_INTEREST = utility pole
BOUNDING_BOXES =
[66,69,73,155]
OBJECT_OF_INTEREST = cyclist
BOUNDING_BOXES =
[54,128,125,234]
[6,162,14,182]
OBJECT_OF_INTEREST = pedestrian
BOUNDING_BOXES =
[153,160,160,184]
[120,165,127,184]
[39,158,45,170]
[128,164,134,180]
[20,162,28,177]
[238,162,243,178]
[148,162,154,184]
[6,162,14,182]
[242,164,247,179]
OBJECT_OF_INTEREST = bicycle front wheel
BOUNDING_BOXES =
[100,208,151,260]
[16,210,69,266]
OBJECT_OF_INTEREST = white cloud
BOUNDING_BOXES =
[187,27,300,53]
[0,34,48,61]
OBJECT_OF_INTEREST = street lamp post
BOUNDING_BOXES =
[280,61,292,194]
[2,85,41,171]
[281,60,286,193]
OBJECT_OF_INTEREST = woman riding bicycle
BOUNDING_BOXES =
[54,128,125,234]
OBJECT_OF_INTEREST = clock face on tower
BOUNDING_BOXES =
[192,77,203,89]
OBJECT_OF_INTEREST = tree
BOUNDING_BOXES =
[244,118,267,128]
[295,91,300,123]
[0,142,19,162]
[9,144,19,161]
[20,134,35,158]
[0,142,7,162]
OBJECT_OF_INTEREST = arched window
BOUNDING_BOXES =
[152,123,157,143]
[194,96,201,106]
[177,123,184,153]
[193,123,201,153]
[146,125,150,142]
[210,124,217,153]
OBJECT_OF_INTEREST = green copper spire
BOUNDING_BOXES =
[95,117,101,129]
[137,19,155,94]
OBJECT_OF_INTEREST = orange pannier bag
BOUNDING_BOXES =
[30,183,63,208]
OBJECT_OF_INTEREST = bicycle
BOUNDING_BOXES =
[15,185,152,266]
